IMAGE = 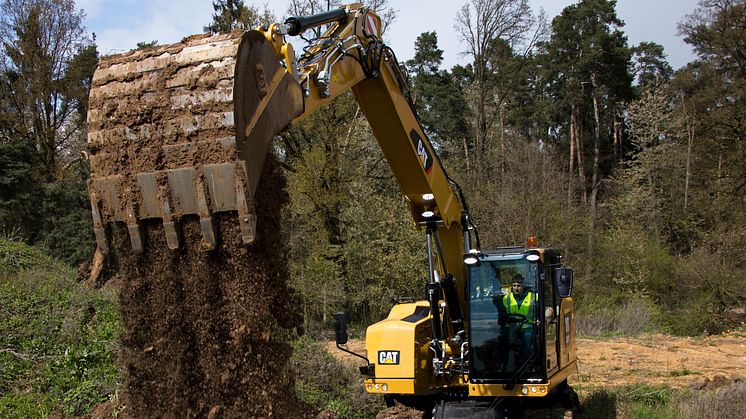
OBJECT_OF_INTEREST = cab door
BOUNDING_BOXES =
[543,270,559,376]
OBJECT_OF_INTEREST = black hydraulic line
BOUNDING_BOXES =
[425,230,444,358]
[442,274,464,334]
[285,7,348,36]
[427,283,443,361]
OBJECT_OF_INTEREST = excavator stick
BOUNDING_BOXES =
[87,30,303,254]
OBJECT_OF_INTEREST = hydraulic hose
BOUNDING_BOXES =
[285,7,348,36]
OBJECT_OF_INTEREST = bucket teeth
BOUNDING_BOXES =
[200,218,218,251]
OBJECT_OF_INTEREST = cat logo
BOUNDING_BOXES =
[378,350,400,365]
[409,129,433,175]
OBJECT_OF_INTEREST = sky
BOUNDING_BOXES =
[79,0,701,70]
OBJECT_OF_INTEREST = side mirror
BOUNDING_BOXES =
[333,311,348,345]
[554,268,573,298]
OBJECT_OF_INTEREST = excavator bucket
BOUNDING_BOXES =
[87,30,303,253]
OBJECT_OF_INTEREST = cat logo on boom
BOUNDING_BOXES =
[378,350,400,365]
[409,129,433,175]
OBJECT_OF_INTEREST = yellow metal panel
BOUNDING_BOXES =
[364,378,416,394]
[366,304,424,380]
[469,383,550,398]
[468,362,577,397]
[559,298,577,369]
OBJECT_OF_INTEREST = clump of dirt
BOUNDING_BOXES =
[375,404,425,418]
[690,375,741,391]
[114,156,308,417]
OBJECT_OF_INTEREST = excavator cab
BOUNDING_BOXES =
[468,250,542,381]
[465,246,578,400]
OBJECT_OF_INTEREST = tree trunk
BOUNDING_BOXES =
[568,106,576,206]
[612,116,620,166]
[681,93,694,213]
[499,103,506,187]
[588,73,603,258]
[575,110,588,204]
[463,137,471,175]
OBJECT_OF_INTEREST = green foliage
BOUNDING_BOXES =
[580,381,746,419]
[669,368,700,377]
[0,137,45,239]
[290,336,383,418]
[0,138,95,267]
[282,93,429,333]
[203,0,275,34]
[405,32,470,163]
[36,176,96,267]
[0,240,120,417]
[632,41,673,89]
[135,40,158,50]
[0,238,67,278]
[0,0,96,268]
[342,189,426,325]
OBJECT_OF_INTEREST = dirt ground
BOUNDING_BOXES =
[573,331,746,388]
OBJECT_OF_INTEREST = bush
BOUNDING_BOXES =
[0,135,95,268]
[290,336,383,418]
[0,240,120,417]
[676,379,746,419]
[576,293,658,337]
[579,381,746,419]
[0,238,66,275]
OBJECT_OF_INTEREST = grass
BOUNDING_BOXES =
[290,336,385,418]
[578,380,746,419]
[0,239,121,418]
[669,368,701,377]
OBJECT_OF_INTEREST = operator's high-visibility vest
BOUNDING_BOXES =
[503,291,534,326]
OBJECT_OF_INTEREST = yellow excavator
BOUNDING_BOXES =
[86,3,578,417]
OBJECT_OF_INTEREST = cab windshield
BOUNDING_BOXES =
[468,257,541,380]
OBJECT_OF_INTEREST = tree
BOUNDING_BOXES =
[539,0,633,257]
[454,0,547,178]
[631,42,673,89]
[678,0,746,209]
[406,32,470,167]
[0,0,95,179]
[204,0,275,34]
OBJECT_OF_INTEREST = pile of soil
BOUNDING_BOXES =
[114,157,309,417]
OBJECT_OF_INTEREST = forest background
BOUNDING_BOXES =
[1,0,745,396]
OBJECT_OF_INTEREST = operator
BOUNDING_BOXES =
[492,274,536,368]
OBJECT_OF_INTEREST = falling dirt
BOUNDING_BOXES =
[113,156,308,417]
